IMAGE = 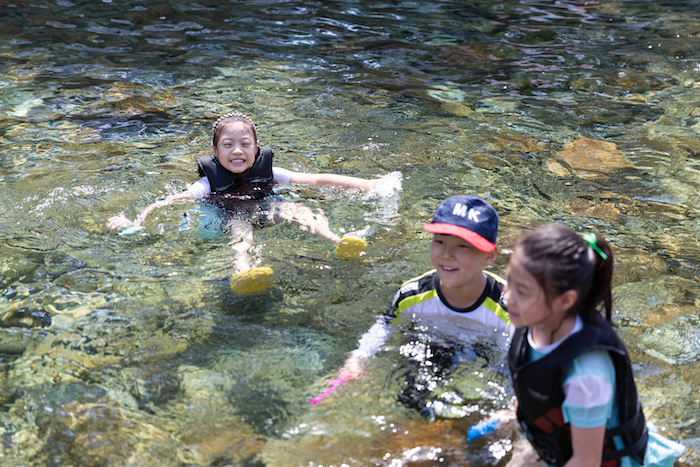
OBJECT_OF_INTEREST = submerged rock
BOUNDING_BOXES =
[173,402,266,466]
[557,137,632,179]
[639,313,700,365]
[0,256,39,288]
[30,402,181,466]
[0,328,32,354]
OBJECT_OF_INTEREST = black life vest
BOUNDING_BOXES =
[508,314,648,467]
[196,147,275,199]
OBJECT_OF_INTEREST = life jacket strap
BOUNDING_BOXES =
[602,423,648,463]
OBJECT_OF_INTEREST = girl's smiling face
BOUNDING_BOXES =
[213,121,259,174]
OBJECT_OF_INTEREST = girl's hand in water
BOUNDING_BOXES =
[492,408,517,423]
[107,213,135,231]
[467,409,517,442]
[363,178,380,192]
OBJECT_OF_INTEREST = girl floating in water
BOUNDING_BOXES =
[108,112,399,294]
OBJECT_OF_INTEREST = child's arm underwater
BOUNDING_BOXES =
[107,190,194,231]
[309,318,391,404]
[308,356,364,405]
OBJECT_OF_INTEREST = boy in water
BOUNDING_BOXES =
[108,112,396,294]
[311,195,510,405]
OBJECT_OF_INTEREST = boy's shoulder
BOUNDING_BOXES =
[393,269,504,303]
[398,269,437,289]
[388,269,438,316]
[395,269,438,297]
[483,270,506,295]
[482,271,507,317]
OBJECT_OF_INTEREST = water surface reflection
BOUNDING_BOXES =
[1,1,699,466]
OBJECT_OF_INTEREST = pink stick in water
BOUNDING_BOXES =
[309,375,352,405]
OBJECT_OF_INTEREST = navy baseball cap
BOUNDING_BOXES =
[423,195,498,252]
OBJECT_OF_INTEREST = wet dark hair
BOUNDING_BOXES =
[211,112,258,148]
[513,224,614,322]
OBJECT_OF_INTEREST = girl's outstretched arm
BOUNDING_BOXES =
[107,190,194,231]
[286,171,378,192]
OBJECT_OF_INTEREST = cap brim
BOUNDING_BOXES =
[423,223,495,252]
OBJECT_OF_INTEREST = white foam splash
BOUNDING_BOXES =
[366,170,403,199]
[364,171,402,226]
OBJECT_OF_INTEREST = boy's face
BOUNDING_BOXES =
[212,121,259,174]
[429,233,496,291]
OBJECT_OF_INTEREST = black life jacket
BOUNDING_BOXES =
[508,314,648,467]
[196,147,275,200]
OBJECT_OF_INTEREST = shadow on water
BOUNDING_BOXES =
[1,0,700,465]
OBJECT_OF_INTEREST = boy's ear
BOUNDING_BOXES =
[483,246,498,266]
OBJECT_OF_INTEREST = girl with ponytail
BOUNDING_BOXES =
[503,224,685,467]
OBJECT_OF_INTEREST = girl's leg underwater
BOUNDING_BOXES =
[271,201,367,259]
[227,200,368,295]
[228,218,273,295]
[229,218,254,273]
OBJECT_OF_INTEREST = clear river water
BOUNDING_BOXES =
[1,1,700,466]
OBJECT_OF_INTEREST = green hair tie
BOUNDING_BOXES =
[582,232,608,260]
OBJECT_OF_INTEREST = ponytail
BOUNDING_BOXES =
[580,233,614,322]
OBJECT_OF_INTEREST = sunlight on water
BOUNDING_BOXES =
[1,0,700,466]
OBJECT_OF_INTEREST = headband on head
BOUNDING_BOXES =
[212,112,256,136]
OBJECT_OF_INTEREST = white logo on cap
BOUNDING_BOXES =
[452,203,481,222]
